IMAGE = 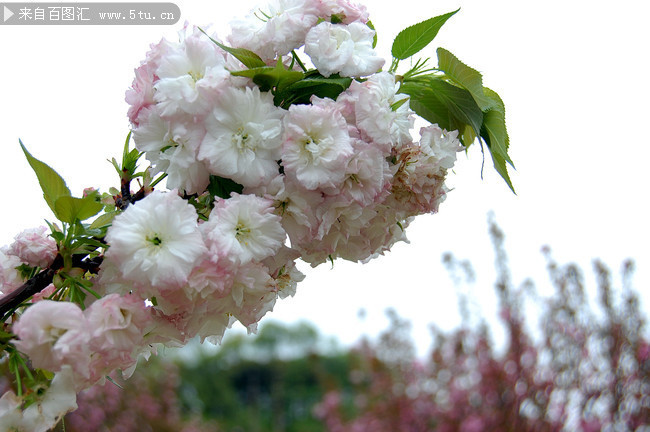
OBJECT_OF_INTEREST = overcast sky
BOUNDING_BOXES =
[1,0,648,355]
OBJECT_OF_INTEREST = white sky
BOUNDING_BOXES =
[1,0,649,356]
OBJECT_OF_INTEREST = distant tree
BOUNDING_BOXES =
[314,218,650,431]
[177,321,353,432]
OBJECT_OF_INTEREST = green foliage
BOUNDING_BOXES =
[277,72,353,108]
[401,76,483,145]
[366,20,378,48]
[391,9,459,61]
[231,59,305,98]
[208,175,244,200]
[53,195,103,225]
[109,132,143,183]
[389,11,515,192]
[88,210,117,230]
[229,61,354,109]
[20,141,104,223]
[20,140,71,218]
[199,27,266,69]
[400,48,515,191]
[177,321,353,432]
[436,47,495,111]
[480,88,515,192]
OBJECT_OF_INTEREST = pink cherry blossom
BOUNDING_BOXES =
[0,249,23,297]
[201,193,286,264]
[13,301,91,379]
[6,226,58,269]
[282,103,354,190]
[305,21,384,77]
[104,190,206,289]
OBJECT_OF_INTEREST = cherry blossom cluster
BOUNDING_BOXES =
[0,0,466,429]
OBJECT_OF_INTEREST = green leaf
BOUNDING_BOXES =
[70,236,107,253]
[390,97,409,112]
[436,48,494,111]
[54,196,104,224]
[487,149,515,193]
[231,61,304,93]
[89,211,118,230]
[199,27,266,69]
[480,88,515,192]
[391,9,459,60]
[367,20,378,48]
[208,175,244,200]
[330,14,343,24]
[278,73,352,107]
[401,76,483,146]
[20,140,71,216]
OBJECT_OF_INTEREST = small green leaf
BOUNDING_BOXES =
[231,61,304,93]
[437,48,494,111]
[277,73,353,106]
[89,211,118,230]
[54,196,104,224]
[208,175,244,200]
[199,28,266,69]
[391,9,459,60]
[330,14,343,24]
[20,140,71,216]
[390,97,409,111]
[367,20,378,48]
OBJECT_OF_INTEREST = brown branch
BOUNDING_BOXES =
[0,255,62,321]
[0,254,104,321]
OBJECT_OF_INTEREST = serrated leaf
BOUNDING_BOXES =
[402,81,458,133]
[480,88,515,192]
[199,28,266,69]
[488,150,515,193]
[437,48,494,111]
[20,140,71,216]
[428,79,483,140]
[481,88,513,166]
[391,9,459,60]
[401,76,483,146]
[54,196,104,224]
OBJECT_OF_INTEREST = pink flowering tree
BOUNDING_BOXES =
[314,220,650,431]
[0,1,513,429]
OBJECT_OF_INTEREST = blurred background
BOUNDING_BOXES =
[1,0,649,430]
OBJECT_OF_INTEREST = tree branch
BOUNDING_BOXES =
[0,254,104,321]
[0,265,58,321]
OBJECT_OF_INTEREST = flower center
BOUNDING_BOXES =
[188,70,203,83]
[146,234,163,246]
[233,127,252,152]
[47,326,67,342]
[235,222,251,239]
